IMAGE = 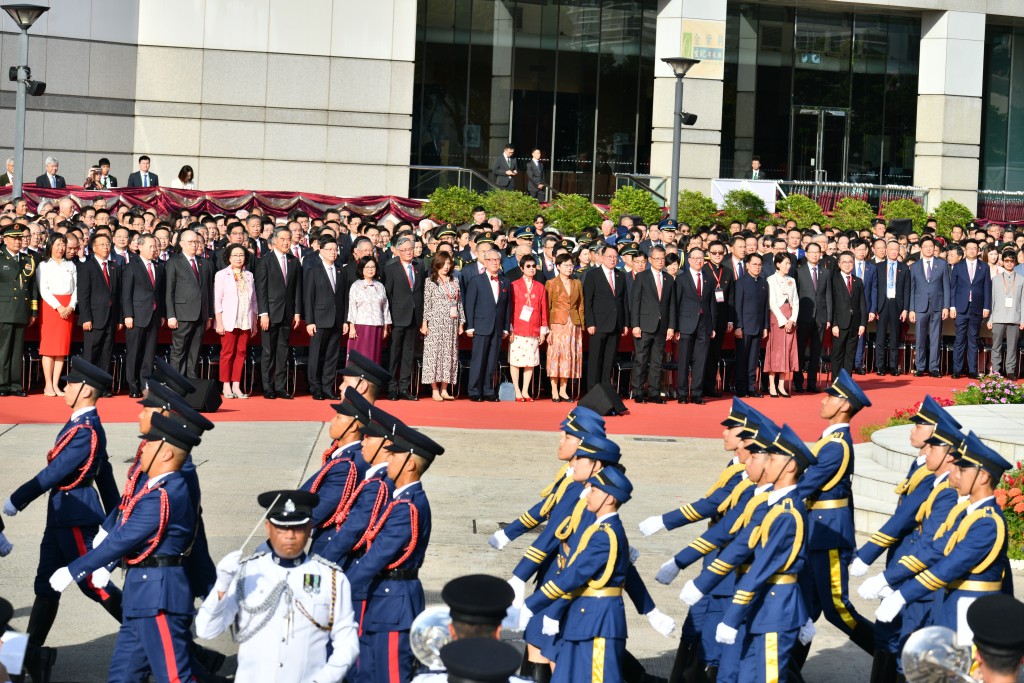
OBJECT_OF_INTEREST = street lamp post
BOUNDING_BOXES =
[3,3,49,197]
[662,57,700,222]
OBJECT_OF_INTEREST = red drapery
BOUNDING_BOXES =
[1,187,427,221]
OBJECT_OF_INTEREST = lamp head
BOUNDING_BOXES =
[662,57,701,78]
[2,4,49,31]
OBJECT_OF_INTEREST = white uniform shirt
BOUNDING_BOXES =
[195,551,359,683]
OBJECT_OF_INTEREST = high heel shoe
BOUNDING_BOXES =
[768,388,778,398]
[432,391,444,402]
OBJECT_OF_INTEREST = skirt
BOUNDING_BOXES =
[348,324,383,365]
[39,294,73,357]
[509,335,540,368]
[546,321,583,379]
[763,302,800,374]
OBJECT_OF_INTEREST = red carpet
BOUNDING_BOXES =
[0,374,975,443]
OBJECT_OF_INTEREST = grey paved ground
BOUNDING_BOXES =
[0,421,897,681]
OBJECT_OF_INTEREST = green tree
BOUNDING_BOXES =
[676,190,720,229]
[544,194,603,235]
[829,197,876,233]
[932,199,975,238]
[721,189,768,227]
[776,194,825,229]
[881,198,928,233]
[482,190,542,227]
[421,186,484,225]
[608,186,664,226]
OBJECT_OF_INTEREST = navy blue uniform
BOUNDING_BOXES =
[502,462,573,542]
[69,471,198,683]
[300,441,367,552]
[10,408,122,603]
[316,462,393,568]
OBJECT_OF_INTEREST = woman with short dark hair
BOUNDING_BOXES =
[346,256,391,364]
[214,243,257,398]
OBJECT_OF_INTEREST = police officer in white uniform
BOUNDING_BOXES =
[195,490,359,683]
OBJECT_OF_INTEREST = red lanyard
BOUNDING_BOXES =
[441,278,457,303]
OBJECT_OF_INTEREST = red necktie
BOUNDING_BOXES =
[293,245,300,258]
[191,258,200,281]
[147,262,155,286]
[102,261,110,287]
[846,275,853,295]
[491,275,499,282]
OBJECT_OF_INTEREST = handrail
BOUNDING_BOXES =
[409,165,501,199]
[978,190,1024,222]
[777,180,928,213]
[613,174,667,203]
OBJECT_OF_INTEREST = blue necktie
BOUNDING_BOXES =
[888,262,895,283]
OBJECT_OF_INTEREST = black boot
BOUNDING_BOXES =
[623,649,648,683]
[26,596,61,648]
[790,641,811,670]
[705,665,718,683]
[23,646,57,683]
[668,639,695,683]
[850,621,877,656]
[192,643,226,675]
[533,662,552,683]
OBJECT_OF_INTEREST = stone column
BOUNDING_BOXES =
[913,10,985,211]
[650,0,727,195]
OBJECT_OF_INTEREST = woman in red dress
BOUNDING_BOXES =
[36,234,76,396]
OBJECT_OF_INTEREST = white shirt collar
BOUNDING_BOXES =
[967,495,994,513]
[71,406,97,421]
[393,482,419,499]
[915,454,927,467]
[602,265,615,277]
[731,455,740,466]
[755,483,773,494]
[95,255,108,267]
[332,440,359,459]
[147,472,172,489]
[934,470,950,488]
[768,484,796,505]
[364,462,389,480]
[822,423,849,437]
[690,268,701,278]
[321,255,334,269]
[596,512,619,524]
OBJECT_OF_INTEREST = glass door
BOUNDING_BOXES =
[789,106,850,181]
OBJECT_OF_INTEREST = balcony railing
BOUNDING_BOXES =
[778,180,928,213]
[613,174,668,204]
[408,165,500,200]
[977,190,1024,222]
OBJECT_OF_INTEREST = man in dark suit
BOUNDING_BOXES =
[583,244,628,391]
[464,249,511,401]
[303,238,348,401]
[733,253,769,397]
[97,157,117,189]
[126,155,159,188]
[793,243,831,392]
[909,236,950,377]
[828,251,867,376]
[526,148,546,199]
[703,240,734,397]
[35,156,66,189]
[382,236,425,400]
[874,241,909,375]
[629,245,674,403]
[748,158,768,180]
[674,248,716,404]
[122,234,164,397]
[851,239,877,373]
[165,229,213,379]
[77,233,121,379]
[950,239,992,378]
[255,227,303,398]
[492,143,518,189]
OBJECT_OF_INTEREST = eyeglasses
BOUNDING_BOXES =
[709,250,725,256]
[523,264,536,269]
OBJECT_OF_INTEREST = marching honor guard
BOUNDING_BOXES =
[195,490,359,682]
[3,358,122,682]
[339,349,392,402]
[48,413,202,683]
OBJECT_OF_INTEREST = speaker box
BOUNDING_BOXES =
[578,382,629,416]
[184,378,222,413]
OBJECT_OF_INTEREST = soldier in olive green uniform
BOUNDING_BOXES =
[0,225,38,396]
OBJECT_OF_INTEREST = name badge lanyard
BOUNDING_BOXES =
[711,264,726,303]
[1003,271,1016,309]
[442,278,459,318]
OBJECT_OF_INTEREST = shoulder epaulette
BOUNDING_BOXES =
[241,549,268,564]
[312,554,342,571]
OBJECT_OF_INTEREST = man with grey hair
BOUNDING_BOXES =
[165,228,214,377]
[255,226,303,398]
[0,157,14,186]
[383,235,424,400]
[35,156,66,189]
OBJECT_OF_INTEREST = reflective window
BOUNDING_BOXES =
[981,25,1024,191]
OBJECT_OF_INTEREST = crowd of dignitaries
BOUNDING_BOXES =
[5,197,1024,408]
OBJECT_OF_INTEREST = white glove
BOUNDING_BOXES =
[542,615,560,636]
[680,580,704,606]
[878,585,894,599]
[49,567,74,593]
[91,566,111,589]
[93,527,108,549]
[858,573,890,601]
[488,529,510,550]
[715,622,737,645]
[646,608,676,637]
[0,532,12,557]
[655,559,681,585]
[508,576,526,608]
[876,591,906,623]
[849,557,869,577]
[798,618,816,645]
[214,550,242,593]
[2,498,17,516]
[517,605,533,632]
[629,546,640,564]
[638,515,666,537]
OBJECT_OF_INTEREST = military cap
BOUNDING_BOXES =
[141,411,202,453]
[148,358,196,396]
[440,638,522,683]
[660,222,678,233]
[339,350,391,388]
[559,238,576,251]
[1,226,24,237]
[580,226,600,239]
[475,230,497,245]
[721,397,753,428]
[513,226,536,241]
[331,386,373,424]
[657,218,677,230]
[360,406,405,440]
[923,413,964,450]
[826,368,872,409]
[0,597,12,633]
[560,406,607,438]
[257,489,319,527]
[433,223,457,240]
[967,594,1024,655]
[61,357,113,392]
[588,241,604,253]
[909,395,962,429]
[618,241,640,256]
[744,413,781,453]
[141,382,215,435]
[385,425,444,462]
[616,226,630,241]
[967,220,979,231]
[768,424,815,471]
[588,466,633,503]
[442,575,514,625]
[571,432,621,464]
[953,431,1012,478]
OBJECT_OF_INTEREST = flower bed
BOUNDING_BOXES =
[859,396,955,441]
[996,464,1024,560]
[953,375,1024,405]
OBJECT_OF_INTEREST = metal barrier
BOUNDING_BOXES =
[613,174,668,204]
[978,190,1024,222]
[777,180,928,213]
[409,165,500,199]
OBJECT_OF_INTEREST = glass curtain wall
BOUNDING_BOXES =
[720,4,919,185]
[981,25,1024,192]
[411,0,656,202]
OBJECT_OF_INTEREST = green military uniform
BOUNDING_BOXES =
[0,227,37,394]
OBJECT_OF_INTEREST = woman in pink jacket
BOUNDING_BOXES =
[214,244,258,398]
